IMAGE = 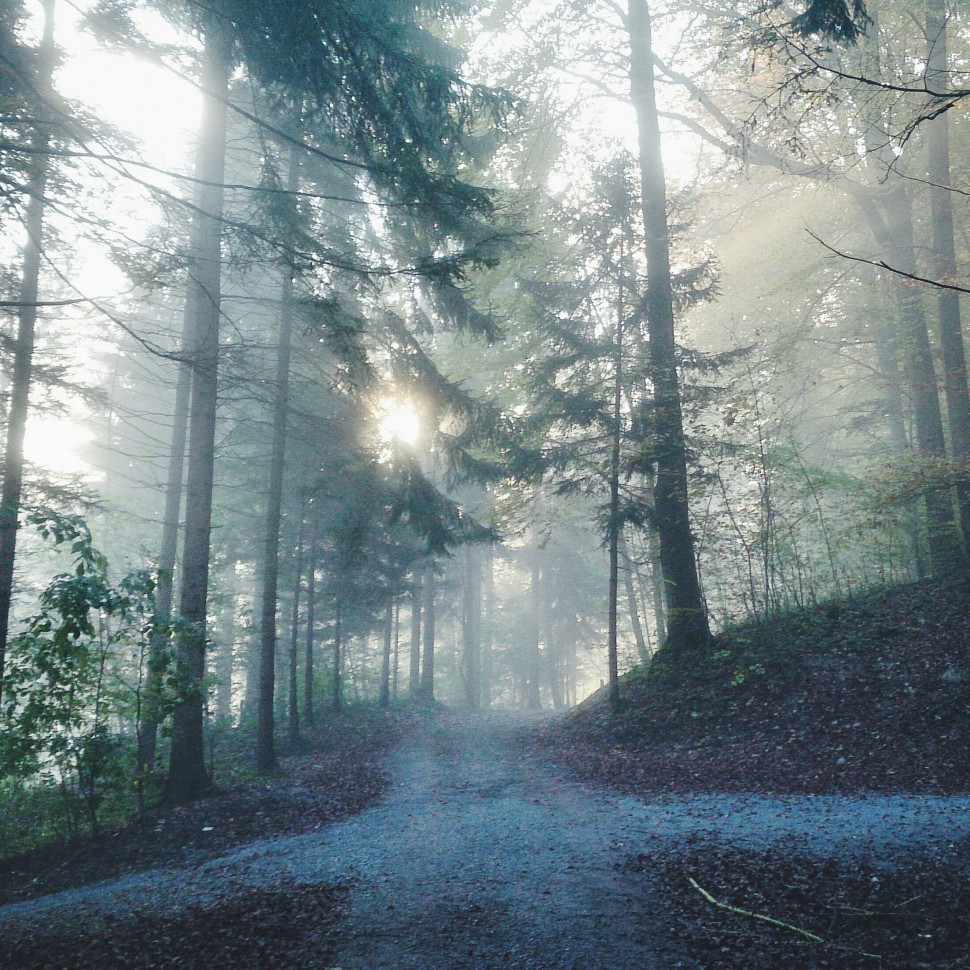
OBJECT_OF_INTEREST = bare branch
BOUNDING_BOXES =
[807,230,970,295]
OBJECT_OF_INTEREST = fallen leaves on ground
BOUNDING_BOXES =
[0,706,415,906]
[629,838,970,969]
[3,881,349,969]
[534,575,970,969]
[537,578,970,796]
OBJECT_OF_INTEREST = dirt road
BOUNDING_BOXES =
[3,712,969,968]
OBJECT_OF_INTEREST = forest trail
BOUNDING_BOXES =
[3,711,970,968]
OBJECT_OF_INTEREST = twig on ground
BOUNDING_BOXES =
[687,876,883,961]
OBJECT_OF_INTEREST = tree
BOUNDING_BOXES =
[0,0,57,704]
[626,0,711,659]
[255,144,299,774]
[924,0,970,545]
[159,0,510,796]
[164,14,232,801]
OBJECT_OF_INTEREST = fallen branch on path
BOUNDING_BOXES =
[687,876,882,961]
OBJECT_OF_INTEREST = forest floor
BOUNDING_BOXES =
[0,576,968,968]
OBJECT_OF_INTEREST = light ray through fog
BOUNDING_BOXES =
[16,1,200,476]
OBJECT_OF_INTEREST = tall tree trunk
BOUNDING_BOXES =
[854,183,966,573]
[626,0,710,659]
[420,563,436,698]
[542,569,564,710]
[925,0,970,548]
[303,505,318,726]
[379,598,393,708]
[462,544,482,710]
[0,0,56,703]
[215,561,236,721]
[331,605,342,712]
[408,570,422,694]
[255,145,300,773]
[391,599,400,701]
[165,20,232,802]
[545,632,564,709]
[607,278,623,710]
[140,322,192,773]
[287,509,305,743]
[619,531,651,665]
[526,551,542,710]
[887,187,964,571]
[481,541,494,708]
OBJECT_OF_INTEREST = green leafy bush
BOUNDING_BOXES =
[0,511,179,838]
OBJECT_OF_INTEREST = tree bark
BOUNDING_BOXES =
[0,0,56,703]
[408,570,422,694]
[139,304,193,775]
[925,0,970,548]
[619,531,651,664]
[215,560,236,721]
[165,19,232,801]
[626,0,710,659]
[883,186,964,571]
[420,562,436,698]
[379,598,393,708]
[331,605,342,712]
[462,544,482,710]
[303,504,318,726]
[287,511,305,743]
[391,598,400,701]
[255,145,300,773]
[481,541,494,708]
[851,182,965,573]
[607,275,623,710]
[526,550,542,710]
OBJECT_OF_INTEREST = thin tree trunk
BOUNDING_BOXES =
[481,541,494,708]
[255,145,300,773]
[619,531,651,665]
[462,544,482,710]
[165,18,231,802]
[627,0,710,659]
[140,337,191,773]
[379,598,393,708]
[215,561,236,721]
[526,550,542,710]
[420,563,436,698]
[0,0,56,703]
[925,0,970,548]
[867,184,965,572]
[391,598,400,701]
[607,273,623,710]
[287,507,305,743]
[331,605,342,712]
[303,505,318,726]
[408,570,422,694]
[545,632,564,709]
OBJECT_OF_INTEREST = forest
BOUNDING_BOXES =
[0,0,967,847]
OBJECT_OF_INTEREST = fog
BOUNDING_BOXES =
[0,0,965,796]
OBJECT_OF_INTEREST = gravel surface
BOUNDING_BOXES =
[3,711,969,968]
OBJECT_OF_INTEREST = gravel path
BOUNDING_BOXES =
[3,711,969,968]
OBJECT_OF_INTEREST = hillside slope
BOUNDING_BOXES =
[540,577,970,796]
[534,577,970,968]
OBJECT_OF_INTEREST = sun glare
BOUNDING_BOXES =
[378,398,420,447]
[24,416,93,476]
